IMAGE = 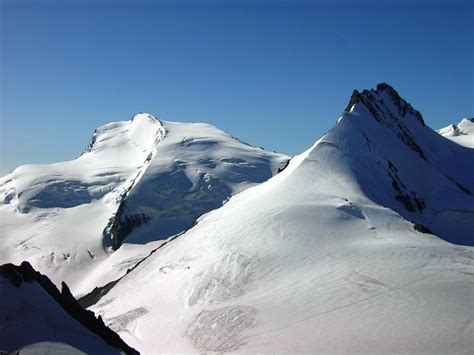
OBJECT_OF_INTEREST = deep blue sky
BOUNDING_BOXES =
[1,0,473,175]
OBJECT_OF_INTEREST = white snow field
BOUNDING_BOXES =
[0,114,288,296]
[88,84,474,353]
[438,118,474,148]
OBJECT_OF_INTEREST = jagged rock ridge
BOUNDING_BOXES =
[341,83,473,245]
[0,261,138,354]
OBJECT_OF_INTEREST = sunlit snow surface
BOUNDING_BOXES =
[90,87,474,353]
[1,85,473,353]
[0,114,288,296]
[438,118,474,148]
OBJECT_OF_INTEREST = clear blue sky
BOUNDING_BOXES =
[1,0,473,175]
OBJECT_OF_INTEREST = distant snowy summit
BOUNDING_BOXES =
[438,118,474,148]
[0,114,288,295]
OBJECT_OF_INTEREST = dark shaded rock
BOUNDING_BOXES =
[388,160,398,172]
[414,223,434,234]
[345,90,362,111]
[348,83,428,160]
[363,133,373,151]
[391,178,400,192]
[376,83,425,125]
[108,202,150,250]
[0,262,139,355]
[277,158,291,173]
[81,129,98,155]
[455,181,471,195]
[78,278,121,309]
[396,130,427,160]
[396,194,417,213]
[389,167,425,214]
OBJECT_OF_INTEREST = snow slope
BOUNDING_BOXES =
[0,114,288,296]
[438,118,474,148]
[89,84,474,353]
[0,261,137,354]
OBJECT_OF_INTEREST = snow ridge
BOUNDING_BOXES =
[102,114,167,250]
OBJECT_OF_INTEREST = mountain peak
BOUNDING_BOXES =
[81,112,165,156]
[131,112,161,124]
[375,82,398,95]
[438,117,474,148]
[459,117,474,127]
[345,83,425,126]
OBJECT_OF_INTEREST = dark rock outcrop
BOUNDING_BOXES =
[413,223,434,234]
[346,83,427,160]
[0,261,139,355]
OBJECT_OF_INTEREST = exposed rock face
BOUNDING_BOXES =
[375,83,425,125]
[346,83,427,160]
[341,83,474,245]
[347,83,425,125]
[345,89,362,112]
[0,261,139,354]
[104,194,152,251]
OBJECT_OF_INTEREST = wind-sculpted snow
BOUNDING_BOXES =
[107,307,149,334]
[187,251,255,306]
[90,84,474,353]
[186,305,258,352]
[0,113,288,295]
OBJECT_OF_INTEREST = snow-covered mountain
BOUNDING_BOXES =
[438,118,474,148]
[0,261,137,354]
[0,115,288,296]
[87,84,474,353]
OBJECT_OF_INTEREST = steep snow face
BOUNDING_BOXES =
[114,120,287,245]
[336,85,474,246]
[0,114,288,296]
[0,262,135,354]
[90,84,474,354]
[438,118,474,148]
